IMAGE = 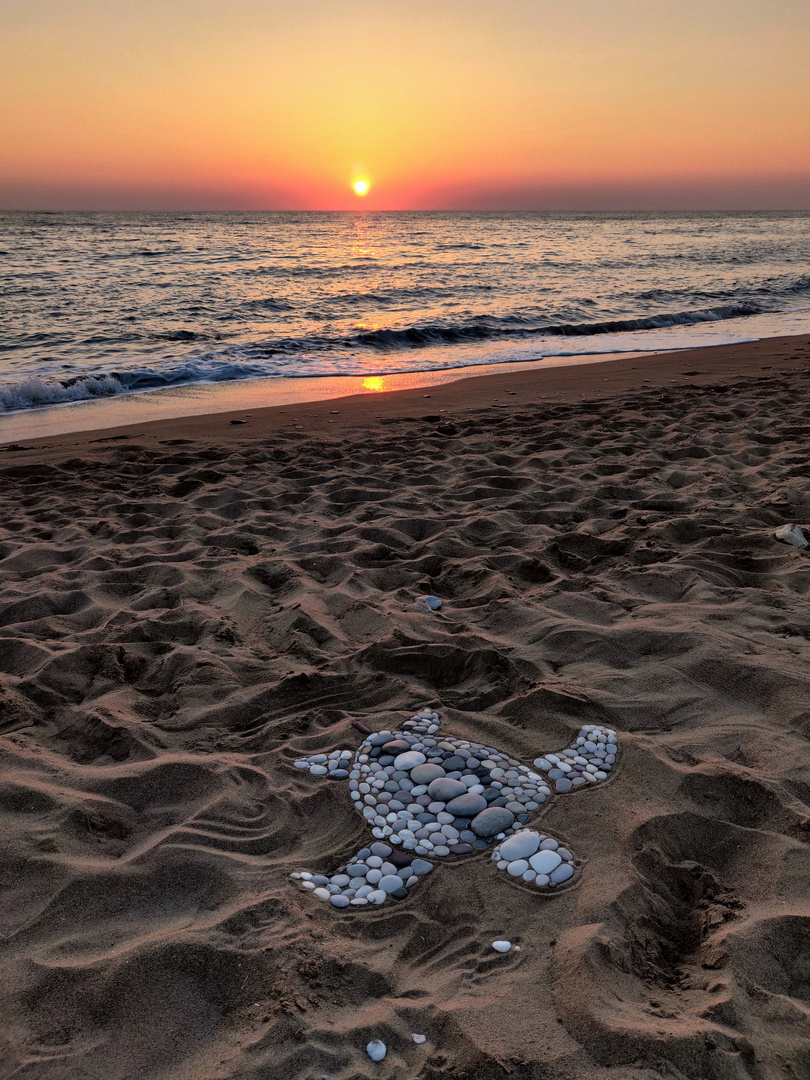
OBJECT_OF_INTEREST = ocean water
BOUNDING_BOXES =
[2,210,810,413]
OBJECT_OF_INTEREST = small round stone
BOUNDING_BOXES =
[529,850,562,874]
[313,887,331,900]
[551,863,574,884]
[379,874,404,893]
[370,842,392,857]
[410,858,433,874]
[330,895,350,908]
[394,751,427,771]
[507,859,528,876]
[492,940,512,953]
[366,1039,387,1061]
[367,890,386,904]
[556,778,574,792]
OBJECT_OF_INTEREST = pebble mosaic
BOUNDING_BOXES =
[291,709,618,908]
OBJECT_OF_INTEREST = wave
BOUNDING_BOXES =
[337,302,766,350]
[1,298,806,415]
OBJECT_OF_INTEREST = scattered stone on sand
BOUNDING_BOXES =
[492,940,512,953]
[775,523,808,549]
[366,1039,387,1061]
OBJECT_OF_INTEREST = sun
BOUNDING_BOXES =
[353,179,369,196]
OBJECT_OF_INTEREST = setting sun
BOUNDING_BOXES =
[353,179,369,196]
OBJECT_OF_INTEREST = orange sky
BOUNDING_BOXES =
[1,0,809,210]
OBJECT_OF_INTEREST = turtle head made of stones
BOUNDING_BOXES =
[291,707,618,910]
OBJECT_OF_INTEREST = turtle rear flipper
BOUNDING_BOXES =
[532,724,618,795]
[491,829,578,890]
[293,750,353,778]
[291,842,435,909]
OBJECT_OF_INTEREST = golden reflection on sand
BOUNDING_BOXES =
[361,376,386,392]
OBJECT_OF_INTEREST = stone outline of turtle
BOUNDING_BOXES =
[290,707,618,909]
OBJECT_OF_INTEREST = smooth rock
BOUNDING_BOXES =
[366,1039,387,1061]
[367,890,386,904]
[470,806,515,836]
[394,751,426,771]
[498,830,541,861]
[529,850,562,874]
[551,863,574,884]
[330,895,350,908]
[427,777,467,801]
[446,792,488,817]
[379,874,403,893]
[410,763,446,785]
[410,858,433,874]
[507,859,529,876]
[492,940,512,953]
[412,1034,427,1044]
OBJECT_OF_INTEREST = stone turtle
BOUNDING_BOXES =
[291,708,618,908]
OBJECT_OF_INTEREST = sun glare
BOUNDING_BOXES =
[353,179,369,196]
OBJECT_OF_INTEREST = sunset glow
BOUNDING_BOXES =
[353,180,369,196]
[0,0,808,210]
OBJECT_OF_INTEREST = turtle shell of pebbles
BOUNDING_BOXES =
[348,708,553,858]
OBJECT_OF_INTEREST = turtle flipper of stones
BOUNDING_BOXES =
[531,723,619,795]
[291,710,618,909]
[293,749,355,777]
[490,829,578,890]
[291,842,436,909]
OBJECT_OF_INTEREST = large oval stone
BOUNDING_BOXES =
[382,740,411,753]
[427,777,468,802]
[411,763,446,785]
[498,830,540,861]
[394,751,426,771]
[446,792,488,817]
[470,806,515,837]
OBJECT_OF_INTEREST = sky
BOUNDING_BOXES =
[1,0,808,211]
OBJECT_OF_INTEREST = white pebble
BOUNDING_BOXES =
[366,1039,387,1061]
[492,940,512,953]
[412,1033,427,1044]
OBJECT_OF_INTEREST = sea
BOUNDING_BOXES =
[2,210,810,414]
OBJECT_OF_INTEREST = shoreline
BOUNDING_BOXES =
[2,332,808,453]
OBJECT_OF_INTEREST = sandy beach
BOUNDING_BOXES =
[2,332,810,1080]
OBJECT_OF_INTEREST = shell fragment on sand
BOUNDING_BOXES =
[775,523,809,549]
[414,594,442,611]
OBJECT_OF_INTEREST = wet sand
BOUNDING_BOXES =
[2,333,810,1079]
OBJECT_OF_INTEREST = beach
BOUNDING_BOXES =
[2,332,810,1080]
